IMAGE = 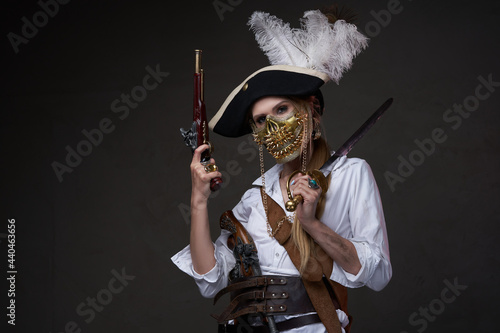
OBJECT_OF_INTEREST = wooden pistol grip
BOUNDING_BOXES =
[210,178,223,192]
[219,210,259,277]
[219,210,278,332]
[220,211,254,246]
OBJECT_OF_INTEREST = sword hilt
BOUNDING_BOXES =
[285,170,328,212]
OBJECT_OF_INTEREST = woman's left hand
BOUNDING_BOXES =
[290,173,322,229]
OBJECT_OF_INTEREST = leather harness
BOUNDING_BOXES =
[213,188,351,332]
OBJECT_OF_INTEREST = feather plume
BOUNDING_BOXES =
[248,9,369,84]
[248,12,308,67]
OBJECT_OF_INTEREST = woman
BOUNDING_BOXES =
[172,8,392,333]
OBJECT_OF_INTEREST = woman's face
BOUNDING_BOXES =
[250,96,307,164]
[251,96,295,130]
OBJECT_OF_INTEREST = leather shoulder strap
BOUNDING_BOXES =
[261,188,351,333]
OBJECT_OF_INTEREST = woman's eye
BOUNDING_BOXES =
[277,105,288,114]
[256,116,266,124]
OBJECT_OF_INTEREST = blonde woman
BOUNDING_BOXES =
[172,8,392,333]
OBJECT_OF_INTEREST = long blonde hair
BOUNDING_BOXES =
[288,96,331,274]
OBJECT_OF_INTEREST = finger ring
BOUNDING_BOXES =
[308,178,320,189]
[204,163,218,173]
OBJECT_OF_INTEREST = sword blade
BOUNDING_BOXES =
[319,98,393,176]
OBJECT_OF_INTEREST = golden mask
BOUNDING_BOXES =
[251,108,305,164]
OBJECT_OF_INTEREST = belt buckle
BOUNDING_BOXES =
[254,290,265,300]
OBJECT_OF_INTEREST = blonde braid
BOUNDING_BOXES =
[288,97,331,275]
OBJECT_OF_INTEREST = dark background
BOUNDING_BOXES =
[1,0,499,332]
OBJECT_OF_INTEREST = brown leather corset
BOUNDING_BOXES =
[212,275,316,323]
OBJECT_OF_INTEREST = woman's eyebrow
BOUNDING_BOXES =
[271,100,289,111]
[253,100,289,120]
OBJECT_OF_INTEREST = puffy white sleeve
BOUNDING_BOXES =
[170,229,234,298]
[170,188,257,298]
[330,159,392,291]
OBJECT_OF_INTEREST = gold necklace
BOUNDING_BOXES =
[260,112,309,238]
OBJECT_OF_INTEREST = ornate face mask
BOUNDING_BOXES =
[251,108,306,164]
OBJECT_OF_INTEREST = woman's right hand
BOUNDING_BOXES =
[189,144,218,275]
[190,144,222,204]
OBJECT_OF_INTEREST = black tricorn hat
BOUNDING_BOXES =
[209,65,329,138]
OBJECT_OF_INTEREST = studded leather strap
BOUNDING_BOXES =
[212,275,315,323]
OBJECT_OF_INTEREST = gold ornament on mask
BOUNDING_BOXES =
[251,108,306,164]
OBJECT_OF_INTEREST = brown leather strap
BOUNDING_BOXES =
[212,290,288,323]
[262,188,348,333]
[225,303,287,321]
[212,275,316,323]
[213,276,287,305]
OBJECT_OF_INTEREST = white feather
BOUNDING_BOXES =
[248,11,308,67]
[248,10,369,84]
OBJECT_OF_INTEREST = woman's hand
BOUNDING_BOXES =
[190,144,222,205]
[290,173,322,229]
[189,144,219,274]
[291,172,362,275]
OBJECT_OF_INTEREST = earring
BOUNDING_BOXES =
[312,125,321,140]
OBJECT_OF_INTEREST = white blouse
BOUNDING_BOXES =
[172,155,392,332]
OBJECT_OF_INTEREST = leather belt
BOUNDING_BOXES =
[217,313,322,332]
[214,276,287,305]
[212,275,316,323]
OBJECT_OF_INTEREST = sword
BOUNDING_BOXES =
[285,98,393,212]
